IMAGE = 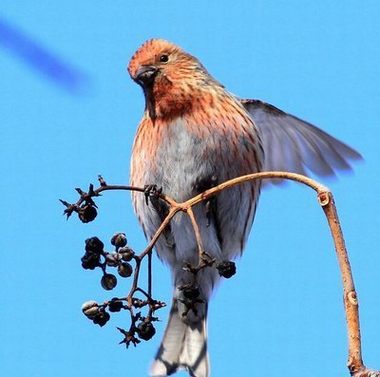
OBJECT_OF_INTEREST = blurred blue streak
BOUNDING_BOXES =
[0,17,90,94]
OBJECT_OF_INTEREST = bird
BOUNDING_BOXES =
[127,39,361,377]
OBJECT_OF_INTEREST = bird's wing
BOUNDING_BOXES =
[241,99,362,184]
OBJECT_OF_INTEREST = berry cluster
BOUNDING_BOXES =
[81,233,134,289]
[82,298,160,346]
[61,177,238,351]
[79,232,165,347]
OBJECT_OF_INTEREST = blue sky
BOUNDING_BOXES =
[1,1,379,376]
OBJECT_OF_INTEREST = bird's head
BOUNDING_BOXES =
[128,39,186,88]
[128,39,221,120]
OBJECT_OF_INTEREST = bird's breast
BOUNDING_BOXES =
[131,107,262,203]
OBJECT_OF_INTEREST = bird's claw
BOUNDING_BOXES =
[144,184,163,206]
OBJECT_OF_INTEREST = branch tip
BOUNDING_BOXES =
[318,191,331,206]
[59,199,70,208]
[98,175,107,186]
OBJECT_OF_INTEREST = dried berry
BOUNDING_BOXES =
[81,301,100,319]
[101,273,117,290]
[78,204,97,223]
[81,252,100,270]
[108,298,124,312]
[105,253,119,267]
[118,262,133,278]
[216,260,236,278]
[119,247,135,262]
[85,237,104,254]
[93,310,110,327]
[137,321,156,341]
[111,233,128,248]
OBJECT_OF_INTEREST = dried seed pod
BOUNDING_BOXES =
[81,301,100,319]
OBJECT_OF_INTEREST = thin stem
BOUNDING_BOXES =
[135,287,151,300]
[148,251,152,299]
[127,258,142,306]
[138,207,181,260]
[185,171,328,208]
[186,206,205,262]
[318,192,364,374]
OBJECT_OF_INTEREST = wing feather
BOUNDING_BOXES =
[241,99,362,183]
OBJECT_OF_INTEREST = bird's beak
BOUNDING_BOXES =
[135,65,158,86]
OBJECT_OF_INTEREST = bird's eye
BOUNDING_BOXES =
[159,54,169,63]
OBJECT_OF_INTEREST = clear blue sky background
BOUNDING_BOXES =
[1,1,379,376]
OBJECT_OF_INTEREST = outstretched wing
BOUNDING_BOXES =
[241,99,362,182]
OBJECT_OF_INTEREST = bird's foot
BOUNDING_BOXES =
[143,184,163,207]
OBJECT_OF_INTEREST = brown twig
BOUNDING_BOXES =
[155,171,378,376]
[65,171,379,375]
[138,207,180,259]
[148,251,152,298]
[318,192,379,377]
[319,192,362,371]
[186,207,205,261]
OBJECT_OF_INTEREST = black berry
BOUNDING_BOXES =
[93,310,110,327]
[111,233,128,248]
[105,253,119,267]
[81,252,100,270]
[101,273,117,290]
[108,298,124,312]
[137,321,156,341]
[85,237,104,254]
[118,262,133,278]
[216,260,236,278]
[119,247,135,262]
[78,204,97,223]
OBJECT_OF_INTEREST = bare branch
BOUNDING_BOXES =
[63,171,379,375]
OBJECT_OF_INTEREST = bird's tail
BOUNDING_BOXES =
[150,299,209,377]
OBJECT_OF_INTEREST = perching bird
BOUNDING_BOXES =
[128,39,361,377]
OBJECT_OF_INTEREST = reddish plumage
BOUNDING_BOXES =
[128,39,361,377]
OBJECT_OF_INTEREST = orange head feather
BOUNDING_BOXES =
[128,39,223,120]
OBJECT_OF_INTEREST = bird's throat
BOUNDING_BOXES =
[143,87,156,120]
